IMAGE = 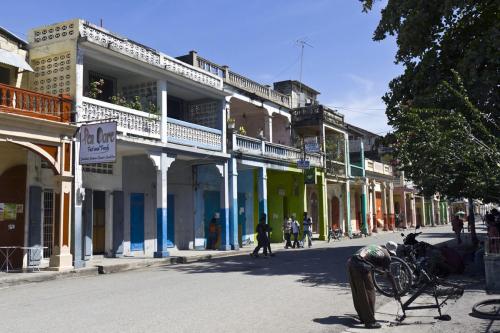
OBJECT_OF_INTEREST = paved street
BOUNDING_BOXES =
[0,226,461,333]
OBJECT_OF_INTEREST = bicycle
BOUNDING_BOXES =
[327,228,344,242]
[472,299,500,319]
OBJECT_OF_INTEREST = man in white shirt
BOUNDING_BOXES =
[302,212,313,248]
[291,217,300,248]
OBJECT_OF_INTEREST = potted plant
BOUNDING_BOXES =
[238,126,247,135]
[227,118,236,129]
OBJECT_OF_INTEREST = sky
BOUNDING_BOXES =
[1,0,401,134]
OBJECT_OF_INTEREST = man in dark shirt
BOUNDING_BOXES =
[251,214,272,257]
[346,245,394,329]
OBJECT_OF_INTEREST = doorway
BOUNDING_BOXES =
[130,193,145,251]
[92,191,105,254]
[310,192,319,233]
[331,197,340,229]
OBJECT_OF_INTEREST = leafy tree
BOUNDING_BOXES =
[360,0,500,244]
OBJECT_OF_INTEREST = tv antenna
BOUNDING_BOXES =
[296,38,313,95]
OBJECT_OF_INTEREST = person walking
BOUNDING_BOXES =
[452,214,464,244]
[346,245,398,329]
[302,212,313,248]
[291,217,300,248]
[251,214,268,258]
[264,221,274,256]
[283,217,292,249]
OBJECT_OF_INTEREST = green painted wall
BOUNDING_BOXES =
[317,172,328,240]
[267,170,305,243]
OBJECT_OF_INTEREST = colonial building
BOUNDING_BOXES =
[0,26,75,270]
[27,20,232,265]
[178,52,324,244]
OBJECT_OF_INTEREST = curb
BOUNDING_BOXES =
[0,267,99,289]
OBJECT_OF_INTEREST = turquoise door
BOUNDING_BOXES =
[167,194,175,247]
[130,193,145,251]
[204,191,220,245]
[238,193,246,245]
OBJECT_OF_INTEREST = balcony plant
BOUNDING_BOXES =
[227,118,236,129]
[237,126,246,135]
[88,79,104,99]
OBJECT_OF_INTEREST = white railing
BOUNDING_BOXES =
[81,97,161,139]
[78,22,223,90]
[167,118,222,151]
[81,97,222,151]
[233,134,322,167]
[365,159,394,176]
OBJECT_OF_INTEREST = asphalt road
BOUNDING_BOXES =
[1,226,457,333]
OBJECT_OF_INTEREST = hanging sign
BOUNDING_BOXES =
[297,160,310,169]
[304,136,320,153]
[79,122,117,164]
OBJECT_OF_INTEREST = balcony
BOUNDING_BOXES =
[232,134,322,167]
[180,54,291,108]
[291,104,344,128]
[350,165,364,177]
[80,97,222,151]
[0,83,71,123]
[326,160,346,177]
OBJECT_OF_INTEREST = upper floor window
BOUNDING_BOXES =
[0,66,10,84]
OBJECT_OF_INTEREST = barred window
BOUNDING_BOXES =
[83,163,113,174]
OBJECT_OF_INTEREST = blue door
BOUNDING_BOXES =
[130,193,145,251]
[204,191,220,246]
[167,194,175,248]
[237,193,246,245]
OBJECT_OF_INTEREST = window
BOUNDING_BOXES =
[88,71,116,102]
[83,163,113,174]
[0,66,10,84]
[43,190,54,258]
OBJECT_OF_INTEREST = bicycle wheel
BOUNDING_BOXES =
[473,299,500,319]
[372,256,413,297]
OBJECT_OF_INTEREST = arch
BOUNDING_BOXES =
[0,138,60,174]
[331,196,340,229]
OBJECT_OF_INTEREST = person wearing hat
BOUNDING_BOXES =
[346,245,398,329]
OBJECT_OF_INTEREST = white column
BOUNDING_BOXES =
[381,182,388,230]
[421,196,426,226]
[157,80,168,143]
[219,162,231,250]
[430,197,436,226]
[411,195,417,227]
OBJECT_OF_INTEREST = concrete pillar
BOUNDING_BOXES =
[258,167,268,224]
[50,140,73,270]
[154,153,175,258]
[361,181,368,235]
[318,173,328,240]
[402,191,408,229]
[157,80,168,143]
[265,114,273,143]
[219,162,231,251]
[430,197,436,226]
[421,196,426,226]
[345,181,352,236]
[370,182,377,232]
[381,182,388,231]
[72,140,85,268]
[411,195,417,228]
[228,158,239,250]
[388,183,395,230]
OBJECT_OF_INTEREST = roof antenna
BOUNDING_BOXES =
[296,38,313,103]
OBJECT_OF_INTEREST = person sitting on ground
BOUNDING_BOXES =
[346,245,398,329]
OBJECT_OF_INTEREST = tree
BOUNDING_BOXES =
[360,0,500,244]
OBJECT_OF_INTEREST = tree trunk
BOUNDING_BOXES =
[468,198,479,246]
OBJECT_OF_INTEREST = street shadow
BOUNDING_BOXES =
[313,314,359,327]
[157,245,367,288]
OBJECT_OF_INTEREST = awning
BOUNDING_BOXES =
[0,48,33,72]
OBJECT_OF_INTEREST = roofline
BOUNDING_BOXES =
[0,26,27,46]
[345,122,380,137]
[273,80,320,95]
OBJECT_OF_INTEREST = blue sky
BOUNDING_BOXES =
[2,0,401,134]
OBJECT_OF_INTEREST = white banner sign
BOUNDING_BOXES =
[79,122,117,164]
[304,136,320,153]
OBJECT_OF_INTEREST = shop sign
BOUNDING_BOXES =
[304,136,320,153]
[297,160,310,169]
[80,122,117,164]
[304,168,316,184]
